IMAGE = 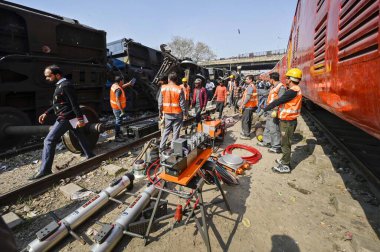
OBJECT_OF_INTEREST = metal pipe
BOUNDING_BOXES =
[3,123,104,136]
[26,173,135,252]
[91,184,157,252]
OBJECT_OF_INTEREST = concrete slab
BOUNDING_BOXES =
[103,164,124,176]
[60,183,83,199]
[329,195,363,216]
[351,233,380,252]
[2,212,23,229]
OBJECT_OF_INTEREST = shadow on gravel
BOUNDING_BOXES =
[271,234,300,252]
[206,176,251,251]
[291,138,316,170]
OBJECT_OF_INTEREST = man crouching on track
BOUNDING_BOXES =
[29,65,95,180]
[158,71,187,151]
[258,68,302,173]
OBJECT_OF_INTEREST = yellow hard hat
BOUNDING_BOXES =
[286,68,302,82]
[229,75,235,79]
[182,77,188,82]
[257,135,263,142]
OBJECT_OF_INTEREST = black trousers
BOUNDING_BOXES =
[216,101,225,119]
[241,108,254,136]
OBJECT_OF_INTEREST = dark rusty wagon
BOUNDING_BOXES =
[0,1,107,150]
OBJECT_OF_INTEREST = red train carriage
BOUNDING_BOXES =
[278,0,380,140]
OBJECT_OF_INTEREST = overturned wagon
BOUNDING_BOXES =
[0,1,107,150]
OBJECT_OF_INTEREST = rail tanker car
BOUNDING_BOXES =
[274,0,380,140]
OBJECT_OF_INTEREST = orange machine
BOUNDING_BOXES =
[159,148,212,186]
[197,119,224,139]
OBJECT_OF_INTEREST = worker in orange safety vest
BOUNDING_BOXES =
[110,75,133,142]
[239,74,258,139]
[257,72,286,153]
[260,68,303,173]
[158,71,187,151]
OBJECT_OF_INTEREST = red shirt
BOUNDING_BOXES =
[214,86,227,102]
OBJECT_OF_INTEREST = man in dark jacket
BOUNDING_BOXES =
[191,78,208,115]
[30,65,95,180]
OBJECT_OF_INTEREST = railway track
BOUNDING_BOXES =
[0,111,213,206]
[0,114,158,160]
[302,107,380,187]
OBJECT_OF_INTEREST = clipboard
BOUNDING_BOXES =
[69,115,89,128]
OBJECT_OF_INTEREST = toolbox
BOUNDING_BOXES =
[126,119,158,139]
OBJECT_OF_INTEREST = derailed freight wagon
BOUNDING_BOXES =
[106,38,163,112]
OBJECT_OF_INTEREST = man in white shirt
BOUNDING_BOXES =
[205,79,215,101]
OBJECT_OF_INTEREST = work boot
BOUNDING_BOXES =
[257,142,271,148]
[240,134,250,140]
[28,170,52,180]
[268,147,282,153]
[275,158,285,165]
[114,132,126,142]
[272,164,291,173]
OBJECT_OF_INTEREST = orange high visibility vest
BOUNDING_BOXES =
[267,82,285,104]
[278,85,302,121]
[161,84,182,114]
[241,83,258,108]
[110,83,126,110]
[180,84,190,101]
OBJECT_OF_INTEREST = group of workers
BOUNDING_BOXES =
[239,68,303,173]
[30,64,302,180]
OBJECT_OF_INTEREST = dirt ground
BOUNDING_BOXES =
[4,106,380,252]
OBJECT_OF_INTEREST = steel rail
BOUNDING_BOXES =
[302,109,380,188]
[0,111,213,206]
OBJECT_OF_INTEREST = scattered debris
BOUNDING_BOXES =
[321,211,335,217]
[287,182,311,195]
[60,183,84,199]
[242,218,251,228]
[26,211,37,218]
[71,190,94,200]
[32,160,39,164]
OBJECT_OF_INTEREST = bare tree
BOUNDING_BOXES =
[193,42,217,62]
[167,36,194,59]
[167,36,216,62]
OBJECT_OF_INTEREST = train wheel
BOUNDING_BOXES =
[0,107,31,150]
[62,105,100,153]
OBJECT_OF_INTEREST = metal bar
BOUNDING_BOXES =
[196,189,211,252]
[144,181,165,246]
[212,170,232,214]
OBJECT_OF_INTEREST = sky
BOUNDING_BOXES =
[8,0,298,58]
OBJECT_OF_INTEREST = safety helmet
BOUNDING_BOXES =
[182,77,188,82]
[229,74,235,79]
[285,68,302,82]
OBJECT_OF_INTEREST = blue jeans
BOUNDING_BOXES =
[257,96,267,113]
[39,119,93,173]
[113,109,126,135]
